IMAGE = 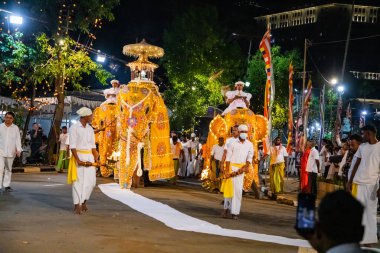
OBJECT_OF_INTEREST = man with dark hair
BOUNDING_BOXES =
[269,137,288,194]
[0,111,22,192]
[306,190,370,253]
[306,140,320,196]
[347,125,380,245]
[343,134,363,189]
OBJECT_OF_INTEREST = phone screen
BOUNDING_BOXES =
[295,193,316,237]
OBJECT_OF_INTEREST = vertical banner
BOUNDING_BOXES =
[259,30,275,155]
[319,84,325,149]
[303,79,313,146]
[286,63,294,153]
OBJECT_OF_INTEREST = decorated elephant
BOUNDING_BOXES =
[116,80,174,189]
[202,108,268,192]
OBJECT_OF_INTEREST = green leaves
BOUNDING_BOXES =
[246,45,302,130]
[162,5,244,130]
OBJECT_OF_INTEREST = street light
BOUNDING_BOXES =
[330,78,338,85]
[361,110,367,116]
[9,15,23,24]
[96,55,106,63]
[337,85,344,93]
[244,81,250,87]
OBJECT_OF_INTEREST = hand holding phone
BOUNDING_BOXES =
[295,193,316,238]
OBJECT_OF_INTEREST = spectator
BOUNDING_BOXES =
[305,140,320,196]
[0,112,22,192]
[305,190,372,253]
[347,125,380,246]
[30,123,43,160]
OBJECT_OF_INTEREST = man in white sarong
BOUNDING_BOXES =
[347,125,380,245]
[0,112,22,192]
[186,133,199,177]
[223,124,254,220]
[222,81,252,116]
[102,79,120,105]
[67,107,99,215]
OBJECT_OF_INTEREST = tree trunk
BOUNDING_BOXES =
[22,83,36,143]
[46,76,65,164]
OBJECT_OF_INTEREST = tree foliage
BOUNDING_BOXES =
[246,46,302,131]
[162,5,244,130]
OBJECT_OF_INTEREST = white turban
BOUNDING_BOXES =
[234,81,244,87]
[191,133,196,138]
[76,107,92,117]
[110,79,119,85]
[238,124,248,131]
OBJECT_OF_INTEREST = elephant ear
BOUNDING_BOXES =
[209,114,228,139]
[252,115,269,142]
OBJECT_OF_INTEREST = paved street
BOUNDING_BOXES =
[0,173,315,253]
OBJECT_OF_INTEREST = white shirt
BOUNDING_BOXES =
[59,133,68,150]
[103,87,120,104]
[0,123,22,157]
[226,139,254,164]
[326,243,362,253]
[353,142,380,185]
[270,145,288,164]
[224,137,238,151]
[211,144,224,161]
[306,147,320,173]
[68,122,96,151]
[222,90,252,115]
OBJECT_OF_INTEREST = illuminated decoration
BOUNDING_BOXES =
[103,40,174,189]
[201,108,269,192]
[123,39,164,81]
[92,103,118,177]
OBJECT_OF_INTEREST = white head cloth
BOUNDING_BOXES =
[191,133,196,138]
[234,81,244,87]
[77,107,92,117]
[238,124,248,131]
[110,79,119,85]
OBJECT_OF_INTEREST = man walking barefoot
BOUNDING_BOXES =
[67,107,99,214]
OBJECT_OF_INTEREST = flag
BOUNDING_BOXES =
[302,79,312,149]
[259,30,275,155]
[286,62,294,153]
[319,84,325,150]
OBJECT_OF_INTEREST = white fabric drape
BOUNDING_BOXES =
[98,183,310,248]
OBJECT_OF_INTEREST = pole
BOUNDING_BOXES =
[247,39,252,64]
[340,0,355,83]
[301,39,308,112]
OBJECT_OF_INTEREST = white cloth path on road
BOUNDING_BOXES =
[98,183,310,248]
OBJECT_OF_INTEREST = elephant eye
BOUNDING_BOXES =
[145,107,150,114]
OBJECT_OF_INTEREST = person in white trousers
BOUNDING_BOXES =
[67,107,99,215]
[0,111,22,192]
[224,124,254,220]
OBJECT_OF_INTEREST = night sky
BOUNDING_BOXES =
[93,0,380,90]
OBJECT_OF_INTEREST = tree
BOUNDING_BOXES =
[162,5,244,130]
[7,0,120,162]
[33,34,113,162]
[0,32,49,141]
[246,46,302,133]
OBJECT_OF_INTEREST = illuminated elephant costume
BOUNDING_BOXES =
[114,39,174,189]
[202,108,268,191]
[92,103,118,177]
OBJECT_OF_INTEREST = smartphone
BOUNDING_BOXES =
[295,193,316,238]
